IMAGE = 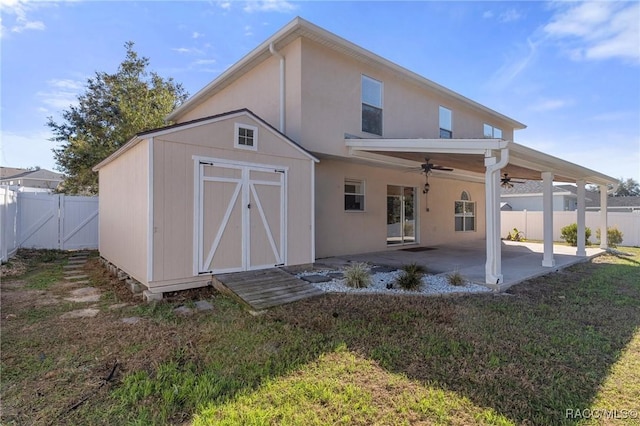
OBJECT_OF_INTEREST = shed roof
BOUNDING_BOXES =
[93,109,318,171]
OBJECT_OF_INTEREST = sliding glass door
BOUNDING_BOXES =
[386,185,416,245]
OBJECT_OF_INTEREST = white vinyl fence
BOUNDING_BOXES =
[0,187,99,262]
[502,210,640,247]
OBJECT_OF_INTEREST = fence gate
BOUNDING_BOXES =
[16,193,98,250]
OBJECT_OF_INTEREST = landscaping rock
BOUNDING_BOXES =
[121,317,141,325]
[64,287,101,303]
[109,303,129,310]
[327,272,344,279]
[300,274,332,283]
[371,266,396,273]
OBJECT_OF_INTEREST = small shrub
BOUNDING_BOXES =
[596,226,624,248]
[505,228,525,241]
[396,263,425,290]
[344,263,371,288]
[560,223,591,247]
[447,270,466,286]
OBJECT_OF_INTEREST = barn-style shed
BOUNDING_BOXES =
[94,109,318,298]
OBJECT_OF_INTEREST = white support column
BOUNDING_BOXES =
[542,172,556,267]
[485,148,508,286]
[576,180,586,256]
[600,185,608,249]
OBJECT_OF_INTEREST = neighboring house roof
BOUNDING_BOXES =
[585,195,640,208]
[501,181,580,196]
[0,168,64,188]
[94,109,319,171]
[0,167,27,178]
[166,17,526,131]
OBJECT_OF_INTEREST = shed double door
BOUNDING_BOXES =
[197,160,286,274]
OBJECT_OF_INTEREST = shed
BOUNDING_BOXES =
[94,109,318,297]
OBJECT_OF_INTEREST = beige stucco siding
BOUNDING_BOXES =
[315,158,485,258]
[177,40,303,142]
[150,114,314,288]
[98,139,149,285]
[300,39,515,158]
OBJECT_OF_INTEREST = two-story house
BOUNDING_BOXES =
[94,17,617,298]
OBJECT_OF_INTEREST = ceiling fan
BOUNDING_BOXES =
[420,158,453,174]
[500,173,526,188]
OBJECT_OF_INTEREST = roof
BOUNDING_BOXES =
[93,109,319,171]
[0,167,27,178]
[0,168,64,181]
[500,181,580,196]
[166,17,526,130]
[586,195,640,208]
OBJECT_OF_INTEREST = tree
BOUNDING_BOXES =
[48,42,188,194]
[586,177,640,197]
[613,177,640,197]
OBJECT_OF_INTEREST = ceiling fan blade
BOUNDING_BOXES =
[432,166,454,171]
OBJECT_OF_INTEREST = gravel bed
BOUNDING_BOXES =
[296,267,492,295]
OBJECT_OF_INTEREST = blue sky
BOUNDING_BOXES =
[1,0,639,183]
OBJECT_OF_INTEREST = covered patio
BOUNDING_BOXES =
[317,240,605,291]
[345,137,618,286]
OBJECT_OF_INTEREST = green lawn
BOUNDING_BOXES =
[1,248,639,425]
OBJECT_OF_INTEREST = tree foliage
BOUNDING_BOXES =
[48,42,188,194]
[587,177,640,197]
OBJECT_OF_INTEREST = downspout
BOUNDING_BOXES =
[269,42,285,133]
[485,147,509,286]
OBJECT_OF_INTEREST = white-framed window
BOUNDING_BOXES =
[345,179,365,211]
[234,123,258,151]
[455,191,475,232]
[362,75,383,136]
[439,106,452,139]
[483,123,503,139]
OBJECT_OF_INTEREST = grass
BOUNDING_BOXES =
[1,247,639,425]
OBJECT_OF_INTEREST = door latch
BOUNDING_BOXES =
[247,203,251,209]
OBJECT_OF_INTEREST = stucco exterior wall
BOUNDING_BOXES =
[98,139,150,285]
[299,38,516,158]
[177,39,303,143]
[150,114,314,290]
[315,158,485,258]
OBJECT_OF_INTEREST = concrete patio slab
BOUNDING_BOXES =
[317,241,604,291]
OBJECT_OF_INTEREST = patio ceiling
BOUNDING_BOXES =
[346,138,617,186]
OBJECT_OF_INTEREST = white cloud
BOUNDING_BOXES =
[488,38,539,90]
[244,25,253,36]
[36,78,84,113]
[0,0,46,37]
[192,31,203,39]
[482,10,494,19]
[172,47,204,55]
[193,59,216,65]
[544,2,640,64]
[499,9,521,23]
[529,98,573,112]
[243,0,297,14]
[217,1,231,11]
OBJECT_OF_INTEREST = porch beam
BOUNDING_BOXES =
[576,180,586,256]
[346,138,508,155]
[542,172,555,267]
[600,186,608,249]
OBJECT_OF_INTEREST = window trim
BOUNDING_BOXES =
[234,123,258,151]
[439,106,452,139]
[344,178,366,212]
[454,191,476,232]
[483,123,503,139]
[361,74,383,136]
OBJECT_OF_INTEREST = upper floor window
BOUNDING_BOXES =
[362,75,382,136]
[345,179,365,211]
[439,106,452,139]
[234,123,258,151]
[483,124,503,139]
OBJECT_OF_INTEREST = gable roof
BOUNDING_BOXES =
[166,17,526,130]
[585,195,640,208]
[93,109,318,171]
[0,168,64,181]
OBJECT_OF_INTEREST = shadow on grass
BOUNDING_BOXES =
[54,251,639,425]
